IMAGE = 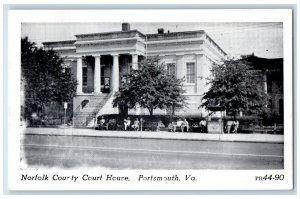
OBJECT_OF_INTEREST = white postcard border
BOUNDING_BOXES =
[7,9,293,191]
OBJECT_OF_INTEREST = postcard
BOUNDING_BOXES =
[6,8,293,191]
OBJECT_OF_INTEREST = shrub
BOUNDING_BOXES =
[261,113,283,126]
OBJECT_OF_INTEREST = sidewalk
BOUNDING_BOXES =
[22,127,284,143]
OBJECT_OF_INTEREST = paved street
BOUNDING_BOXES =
[21,133,284,170]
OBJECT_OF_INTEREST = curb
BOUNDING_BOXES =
[22,127,284,144]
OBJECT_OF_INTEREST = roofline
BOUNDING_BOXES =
[42,40,76,45]
[75,29,146,38]
[42,29,227,56]
[145,29,205,37]
[241,55,283,61]
[205,33,227,56]
[146,30,226,56]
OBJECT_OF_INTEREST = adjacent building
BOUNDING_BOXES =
[242,55,283,117]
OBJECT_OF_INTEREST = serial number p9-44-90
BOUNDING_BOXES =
[255,174,284,181]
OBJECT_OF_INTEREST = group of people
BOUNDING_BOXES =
[226,120,239,134]
[124,117,140,131]
[98,116,117,130]
[97,116,141,131]
[169,118,189,132]
[97,116,239,134]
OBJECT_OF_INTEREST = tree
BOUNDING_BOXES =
[21,37,77,120]
[112,57,187,116]
[201,59,269,118]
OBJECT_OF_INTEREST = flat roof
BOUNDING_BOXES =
[242,55,283,70]
[42,29,227,56]
[75,29,146,38]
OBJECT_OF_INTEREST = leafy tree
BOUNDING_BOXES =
[113,57,187,116]
[21,37,77,120]
[201,59,269,119]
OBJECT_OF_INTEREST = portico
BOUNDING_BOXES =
[75,53,143,95]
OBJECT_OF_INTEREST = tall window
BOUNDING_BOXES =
[82,67,87,86]
[186,62,196,83]
[101,67,105,86]
[167,63,176,76]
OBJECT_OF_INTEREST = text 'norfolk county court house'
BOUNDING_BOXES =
[42,23,282,127]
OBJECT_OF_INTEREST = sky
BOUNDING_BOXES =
[21,22,283,58]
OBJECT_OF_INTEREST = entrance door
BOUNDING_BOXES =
[100,66,110,93]
[101,77,110,93]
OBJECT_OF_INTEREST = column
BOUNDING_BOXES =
[76,56,83,94]
[112,54,119,92]
[263,70,268,94]
[196,54,204,94]
[131,54,138,70]
[131,54,141,114]
[94,55,101,94]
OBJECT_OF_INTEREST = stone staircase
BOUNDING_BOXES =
[73,94,111,128]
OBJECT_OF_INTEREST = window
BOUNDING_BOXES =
[167,63,176,76]
[186,62,196,84]
[82,67,87,86]
[101,67,105,86]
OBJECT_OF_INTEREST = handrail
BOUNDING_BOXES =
[73,95,90,114]
[94,92,114,118]
[72,95,90,127]
[81,93,112,127]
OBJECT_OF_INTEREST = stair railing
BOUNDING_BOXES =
[72,95,90,127]
[83,93,113,127]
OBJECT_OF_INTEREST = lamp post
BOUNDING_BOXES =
[64,102,68,126]
[140,118,143,132]
[61,63,67,127]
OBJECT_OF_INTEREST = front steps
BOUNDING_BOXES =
[73,94,111,127]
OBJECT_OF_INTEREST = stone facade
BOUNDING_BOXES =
[43,23,227,121]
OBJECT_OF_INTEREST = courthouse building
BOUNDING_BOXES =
[43,23,227,127]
